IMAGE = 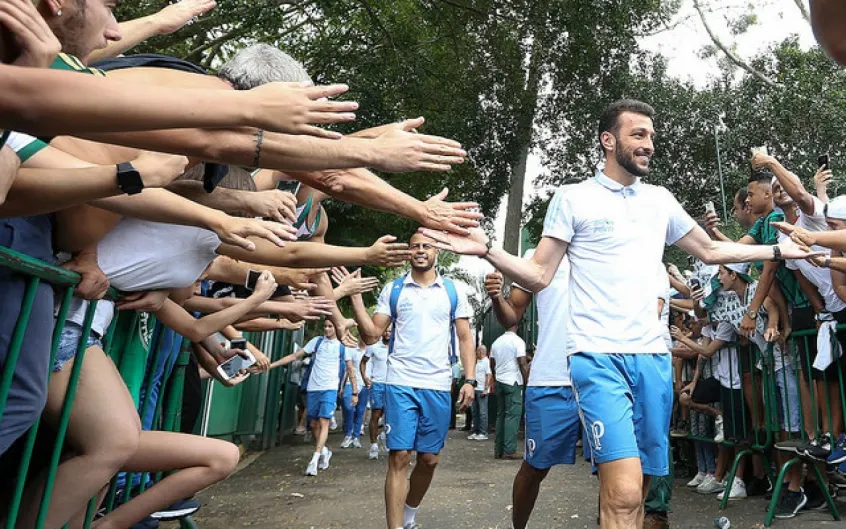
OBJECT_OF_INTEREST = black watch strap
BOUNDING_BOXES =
[465,378,478,388]
[117,162,145,195]
[772,245,782,262]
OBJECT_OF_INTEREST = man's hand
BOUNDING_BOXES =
[457,382,475,411]
[418,226,489,256]
[153,0,216,35]
[272,267,327,292]
[116,290,169,312]
[365,236,412,267]
[331,266,379,297]
[703,210,721,234]
[247,82,358,139]
[777,234,825,260]
[680,382,695,396]
[764,326,780,343]
[213,216,297,251]
[485,271,504,300]
[739,314,756,338]
[133,151,190,188]
[371,118,467,173]
[339,321,359,346]
[669,325,685,341]
[239,189,298,223]
[750,152,777,171]
[351,393,359,406]
[247,347,270,373]
[250,270,278,302]
[62,252,109,300]
[807,252,828,268]
[363,376,372,389]
[690,286,705,304]
[814,166,833,195]
[419,188,482,236]
[0,0,61,68]
[771,221,817,247]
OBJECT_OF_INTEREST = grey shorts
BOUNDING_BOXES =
[54,323,102,372]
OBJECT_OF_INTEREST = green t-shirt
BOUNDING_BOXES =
[50,53,106,76]
[747,209,810,309]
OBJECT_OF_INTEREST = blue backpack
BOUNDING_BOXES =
[301,336,345,388]
[388,274,459,364]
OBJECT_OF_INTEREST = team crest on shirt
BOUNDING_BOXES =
[586,219,615,234]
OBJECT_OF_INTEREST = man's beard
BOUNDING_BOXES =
[615,146,650,177]
[410,258,434,272]
[49,1,90,58]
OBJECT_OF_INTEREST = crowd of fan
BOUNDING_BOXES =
[0,1,482,528]
[661,154,846,518]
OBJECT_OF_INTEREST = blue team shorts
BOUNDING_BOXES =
[385,385,451,454]
[524,386,581,470]
[54,322,103,372]
[569,352,673,476]
[370,382,386,410]
[307,390,338,420]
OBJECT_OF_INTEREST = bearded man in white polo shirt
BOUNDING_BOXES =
[349,232,476,529]
[422,99,820,529]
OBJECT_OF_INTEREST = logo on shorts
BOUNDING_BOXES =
[526,438,536,458]
[591,421,605,451]
[138,312,154,349]
[384,423,392,435]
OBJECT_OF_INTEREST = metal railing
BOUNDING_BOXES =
[0,245,295,528]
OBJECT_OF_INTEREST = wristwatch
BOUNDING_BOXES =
[482,238,493,258]
[116,162,144,195]
[746,309,758,320]
[465,378,478,388]
[772,245,782,262]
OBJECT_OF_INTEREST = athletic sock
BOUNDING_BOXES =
[321,446,329,456]
[310,452,321,464]
[403,504,418,527]
[371,443,379,450]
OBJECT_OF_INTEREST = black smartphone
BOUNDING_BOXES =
[230,337,248,351]
[246,269,262,291]
[818,154,830,171]
[688,278,701,291]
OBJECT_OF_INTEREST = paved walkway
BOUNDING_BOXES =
[184,427,844,529]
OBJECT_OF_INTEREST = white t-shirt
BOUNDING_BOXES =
[63,218,222,336]
[475,356,492,391]
[782,197,845,313]
[542,172,697,355]
[491,331,526,386]
[344,346,367,389]
[303,336,351,392]
[365,341,389,383]
[704,322,741,390]
[701,322,735,380]
[659,272,672,350]
[521,250,571,387]
[375,274,472,391]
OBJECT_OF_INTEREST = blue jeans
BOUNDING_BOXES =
[694,441,716,474]
[472,390,488,435]
[343,384,371,437]
[0,216,55,456]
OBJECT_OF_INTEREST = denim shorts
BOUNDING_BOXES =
[54,322,102,372]
[774,363,801,433]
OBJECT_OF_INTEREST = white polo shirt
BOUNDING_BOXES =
[365,341,389,384]
[475,356,492,390]
[375,274,472,391]
[703,321,740,390]
[491,331,526,386]
[542,172,697,355]
[303,336,352,392]
[782,197,845,313]
[519,250,572,387]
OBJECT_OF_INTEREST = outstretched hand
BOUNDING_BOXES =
[420,188,483,236]
[417,227,489,257]
[154,0,217,35]
[776,236,825,260]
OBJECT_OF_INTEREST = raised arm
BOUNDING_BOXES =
[485,271,533,328]
[752,153,815,216]
[349,292,392,345]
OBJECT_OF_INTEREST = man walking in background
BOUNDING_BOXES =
[490,325,528,459]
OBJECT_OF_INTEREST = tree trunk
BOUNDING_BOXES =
[501,43,544,259]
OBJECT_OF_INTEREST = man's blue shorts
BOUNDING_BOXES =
[524,386,581,470]
[370,382,386,410]
[385,384,451,454]
[569,352,672,476]
[307,390,338,420]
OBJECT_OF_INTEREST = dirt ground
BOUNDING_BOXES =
[179,425,845,529]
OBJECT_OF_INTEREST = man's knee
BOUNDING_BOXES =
[601,477,643,514]
[389,450,412,470]
[416,453,439,470]
[517,462,549,485]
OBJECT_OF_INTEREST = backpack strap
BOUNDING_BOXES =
[387,275,406,355]
[443,278,459,365]
[303,337,323,387]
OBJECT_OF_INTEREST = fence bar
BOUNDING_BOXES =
[0,276,39,424]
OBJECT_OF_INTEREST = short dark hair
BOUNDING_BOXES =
[748,168,774,186]
[734,187,748,204]
[598,99,656,142]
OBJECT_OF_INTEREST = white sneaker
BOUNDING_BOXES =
[305,460,318,476]
[714,415,725,443]
[717,478,747,501]
[319,449,332,470]
[476,434,488,441]
[378,431,388,453]
[340,436,353,448]
[696,475,725,494]
[329,416,338,431]
[467,433,479,440]
[687,471,707,488]
[352,437,362,448]
[369,444,379,460]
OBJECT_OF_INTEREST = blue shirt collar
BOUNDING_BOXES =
[594,170,642,195]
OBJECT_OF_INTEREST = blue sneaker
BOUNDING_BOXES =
[150,498,201,521]
[828,434,846,465]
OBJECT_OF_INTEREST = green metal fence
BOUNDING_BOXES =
[0,246,296,528]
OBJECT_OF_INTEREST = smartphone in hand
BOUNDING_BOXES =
[818,154,830,171]
[216,350,255,380]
